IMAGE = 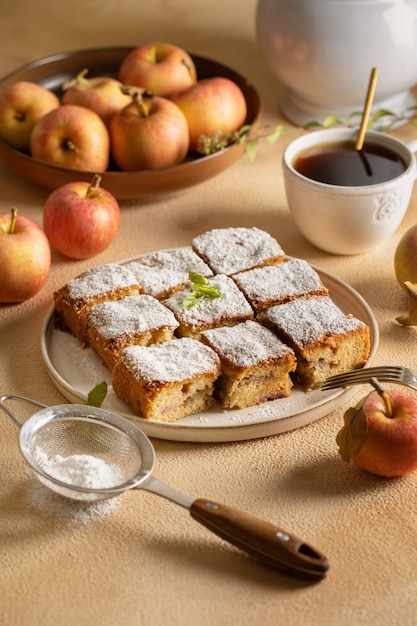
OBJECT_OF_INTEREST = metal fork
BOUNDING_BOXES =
[321,365,417,392]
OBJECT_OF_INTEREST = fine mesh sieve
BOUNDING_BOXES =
[1,394,330,580]
[1,396,154,501]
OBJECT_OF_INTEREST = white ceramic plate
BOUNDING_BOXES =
[40,255,379,442]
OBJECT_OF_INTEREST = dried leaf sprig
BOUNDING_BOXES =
[304,105,417,133]
[196,123,286,162]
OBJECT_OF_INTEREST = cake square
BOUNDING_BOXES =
[163,273,254,340]
[53,264,140,346]
[233,257,329,313]
[201,320,296,409]
[259,296,371,391]
[125,247,213,299]
[112,338,221,422]
[192,227,285,275]
[87,294,179,371]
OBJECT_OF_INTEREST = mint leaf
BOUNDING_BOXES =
[182,273,221,309]
[85,381,108,407]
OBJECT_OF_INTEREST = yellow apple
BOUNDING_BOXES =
[110,91,189,171]
[61,69,132,127]
[0,80,60,152]
[30,104,110,171]
[171,77,247,152]
[0,208,51,303]
[118,42,196,97]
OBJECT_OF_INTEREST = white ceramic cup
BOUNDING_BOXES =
[282,128,417,255]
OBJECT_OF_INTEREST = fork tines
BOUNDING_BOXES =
[321,366,403,390]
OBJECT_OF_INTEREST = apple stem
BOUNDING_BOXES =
[120,85,151,117]
[62,68,92,91]
[86,174,102,198]
[370,377,393,417]
[181,58,197,83]
[8,207,17,234]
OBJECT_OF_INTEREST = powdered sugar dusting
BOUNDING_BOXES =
[66,264,139,300]
[34,449,124,489]
[121,338,220,383]
[233,258,328,309]
[192,227,284,275]
[202,320,294,367]
[164,274,253,325]
[126,248,213,298]
[88,295,179,339]
[264,296,366,348]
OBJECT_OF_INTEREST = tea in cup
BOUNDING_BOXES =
[282,128,417,255]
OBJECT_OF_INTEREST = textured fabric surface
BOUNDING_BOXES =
[1,2,417,625]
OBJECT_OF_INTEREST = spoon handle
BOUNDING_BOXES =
[190,498,329,580]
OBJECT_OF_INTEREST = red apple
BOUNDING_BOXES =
[337,388,417,477]
[118,42,196,97]
[171,77,247,152]
[61,69,132,127]
[43,174,120,259]
[30,104,110,171]
[0,80,60,152]
[0,208,51,303]
[110,90,189,171]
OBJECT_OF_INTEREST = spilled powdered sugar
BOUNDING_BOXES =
[25,450,125,526]
[26,477,122,527]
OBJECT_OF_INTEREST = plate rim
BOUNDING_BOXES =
[40,250,379,442]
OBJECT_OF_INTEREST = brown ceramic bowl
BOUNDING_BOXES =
[0,47,261,199]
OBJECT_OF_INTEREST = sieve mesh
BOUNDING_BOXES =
[29,417,143,487]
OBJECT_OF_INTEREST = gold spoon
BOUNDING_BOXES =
[355,67,378,151]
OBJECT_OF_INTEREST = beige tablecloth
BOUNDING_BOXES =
[1,2,417,625]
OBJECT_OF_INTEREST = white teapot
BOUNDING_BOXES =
[256,0,417,125]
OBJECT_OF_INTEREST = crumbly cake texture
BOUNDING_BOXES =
[201,321,296,409]
[260,296,371,391]
[87,295,180,371]
[191,227,285,275]
[163,274,254,339]
[53,264,140,346]
[125,247,213,299]
[233,258,329,312]
[112,338,221,422]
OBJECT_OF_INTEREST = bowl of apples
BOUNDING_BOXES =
[0,45,261,200]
